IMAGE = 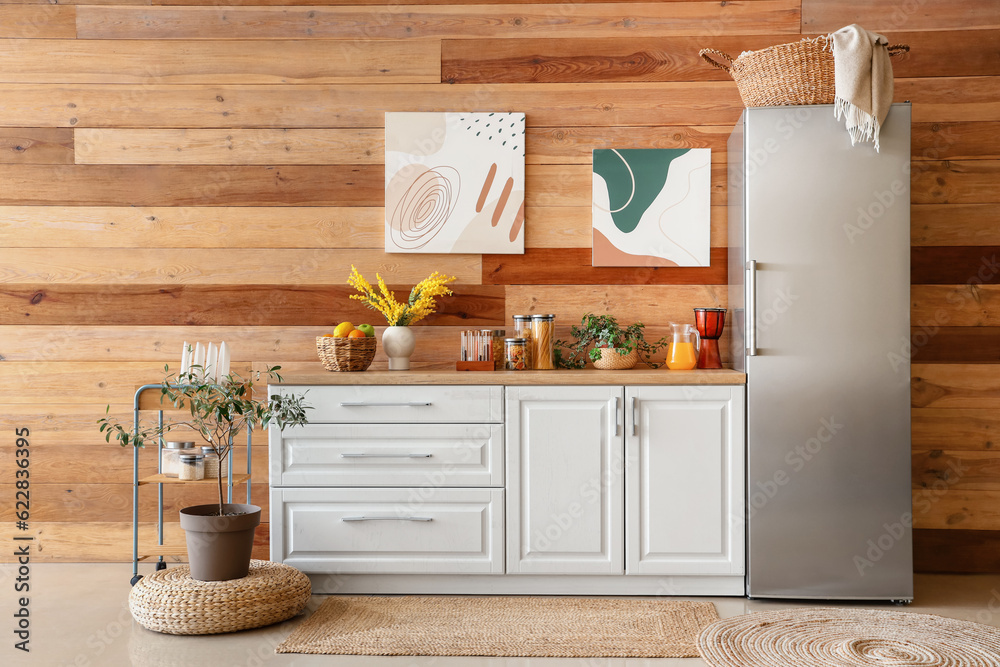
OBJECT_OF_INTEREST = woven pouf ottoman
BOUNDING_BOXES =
[129,559,311,635]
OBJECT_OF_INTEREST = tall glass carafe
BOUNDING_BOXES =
[666,323,700,370]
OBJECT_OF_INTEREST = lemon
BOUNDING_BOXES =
[333,321,355,338]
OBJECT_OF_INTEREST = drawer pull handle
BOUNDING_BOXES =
[342,516,433,522]
[340,453,432,459]
[339,402,433,407]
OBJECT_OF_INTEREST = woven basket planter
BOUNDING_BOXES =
[593,346,639,370]
[700,36,909,108]
[316,335,376,372]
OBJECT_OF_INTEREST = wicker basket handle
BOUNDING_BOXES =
[887,43,910,57]
[699,49,734,74]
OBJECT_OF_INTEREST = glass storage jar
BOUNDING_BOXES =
[161,441,196,478]
[530,314,556,370]
[178,453,205,481]
[504,337,529,371]
[512,315,533,368]
[201,446,220,479]
[492,330,506,371]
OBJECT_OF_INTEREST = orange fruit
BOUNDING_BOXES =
[322,334,334,337]
[347,329,366,338]
[333,321,354,337]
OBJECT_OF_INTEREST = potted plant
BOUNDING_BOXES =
[99,364,310,581]
[554,313,668,370]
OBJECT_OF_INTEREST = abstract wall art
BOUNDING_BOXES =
[592,148,711,267]
[385,112,525,254]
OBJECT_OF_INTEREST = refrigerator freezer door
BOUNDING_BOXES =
[743,104,913,600]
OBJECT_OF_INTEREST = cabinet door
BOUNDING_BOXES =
[506,385,624,574]
[626,385,745,575]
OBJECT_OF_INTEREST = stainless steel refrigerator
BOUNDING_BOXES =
[729,103,913,600]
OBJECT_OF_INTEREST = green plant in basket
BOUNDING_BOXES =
[554,313,668,369]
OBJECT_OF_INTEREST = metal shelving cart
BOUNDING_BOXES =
[130,383,252,585]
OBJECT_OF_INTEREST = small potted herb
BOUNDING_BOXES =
[554,313,668,370]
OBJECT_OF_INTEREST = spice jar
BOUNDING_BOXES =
[178,453,205,481]
[504,337,529,371]
[530,314,556,370]
[161,441,196,477]
[201,446,220,479]
[513,315,533,368]
[492,330,506,371]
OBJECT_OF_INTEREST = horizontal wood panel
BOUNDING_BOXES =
[0,285,503,325]
[911,204,1000,246]
[912,247,1000,285]
[911,160,1000,204]
[484,247,727,285]
[76,2,801,40]
[910,327,1000,363]
[912,408,1000,451]
[0,522,270,562]
[913,489,1000,530]
[505,284,727,324]
[442,30,1000,83]
[0,249,481,285]
[0,82,744,128]
[896,77,1000,123]
[914,528,1000,573]
[0,39,439,84]
[911,285,1000,327]
[0,164,382,206]
[913,450,1000,492]
[0,206,386,248]
[912,122,1000,161]
[0,128,72,164]
[527,125,731,163]
[0,6,76,39]
[0,483,269,522]
[802,0,1000,33]
[912,364,1000,410]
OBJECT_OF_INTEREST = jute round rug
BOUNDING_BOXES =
[698,607,1000,666]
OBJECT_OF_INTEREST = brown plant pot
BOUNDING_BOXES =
[179,503,261,582]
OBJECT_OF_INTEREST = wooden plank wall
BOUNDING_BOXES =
[1,0,998,570]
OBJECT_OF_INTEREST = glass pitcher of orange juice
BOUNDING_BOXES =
[666,323,700,370]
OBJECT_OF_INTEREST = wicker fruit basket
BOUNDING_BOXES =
[592,346,639,371]
[316,336,376,372]
[699,36,909,108]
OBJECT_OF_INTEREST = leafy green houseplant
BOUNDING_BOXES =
[99,364,310,580]
[554,313,668,369]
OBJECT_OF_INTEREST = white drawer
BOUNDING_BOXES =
[272,423,503,487]
[271,487,504,574]
[275,385,503,424]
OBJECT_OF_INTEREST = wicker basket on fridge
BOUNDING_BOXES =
[699,36,909,108]
[316,336,376,372]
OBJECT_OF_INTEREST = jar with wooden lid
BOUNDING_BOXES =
[512,316,533,368]
[201,446,220,479]
[530,314,556,370]
[504,337,529,371]
[492,330,506,370]
[178,453,205,481]
[161,441,196,478]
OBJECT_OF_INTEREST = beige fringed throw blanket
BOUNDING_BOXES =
[830,24,893,151]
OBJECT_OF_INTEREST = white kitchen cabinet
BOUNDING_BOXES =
[505,386,624,574]
[626,385,745,576]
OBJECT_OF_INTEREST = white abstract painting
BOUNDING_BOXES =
[385,112,525,254]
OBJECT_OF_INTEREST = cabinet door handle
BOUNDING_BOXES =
[341,516,433,522]
[614,396,621,436]
[340,453,432,459]
[339,402,432,407]
[631,397,637,436]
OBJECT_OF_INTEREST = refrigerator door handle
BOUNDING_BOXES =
[746,259,758,356]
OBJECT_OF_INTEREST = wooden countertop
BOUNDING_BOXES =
[271,367,745,386]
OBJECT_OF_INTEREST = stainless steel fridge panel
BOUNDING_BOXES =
[728,111,747,373]
[741,104,913,600]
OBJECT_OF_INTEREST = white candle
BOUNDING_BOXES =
[205,342,218,382]
[179,341,191,376]
[192,342,205,378]
[217,341,231,380]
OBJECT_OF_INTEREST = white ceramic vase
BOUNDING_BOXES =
[382,326,416,370]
